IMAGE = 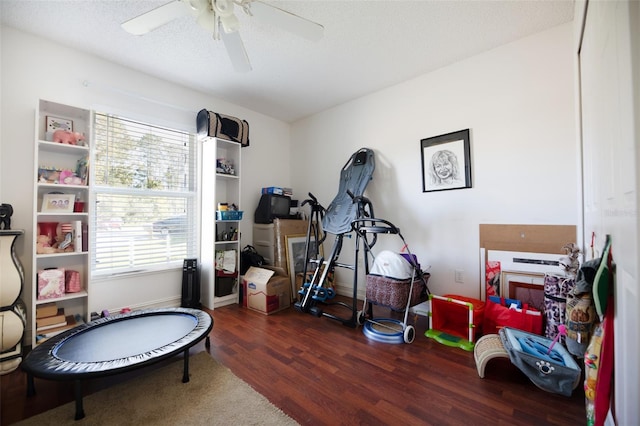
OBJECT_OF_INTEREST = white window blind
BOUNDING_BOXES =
[91,112,197,275]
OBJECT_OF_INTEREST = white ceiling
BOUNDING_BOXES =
[0,0,574,123]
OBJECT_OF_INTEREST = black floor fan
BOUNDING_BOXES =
[181,258,201,308]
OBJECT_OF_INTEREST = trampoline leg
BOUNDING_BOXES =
[182,349,190,383]
[205,335,211,348]
[26,374,35,396]
[74,380,85,420]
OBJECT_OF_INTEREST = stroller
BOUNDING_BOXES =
[352,218,431,343]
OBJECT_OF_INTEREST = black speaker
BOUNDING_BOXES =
[181,258,200,308]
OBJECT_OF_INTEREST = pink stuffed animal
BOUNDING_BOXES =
[53,130,85,145]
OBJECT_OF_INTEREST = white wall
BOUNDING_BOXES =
[291,23,578,298]
[0,26,290,318]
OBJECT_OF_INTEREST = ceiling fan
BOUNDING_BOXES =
[121,0,324,73]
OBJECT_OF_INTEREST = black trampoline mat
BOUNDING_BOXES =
[54,314,197,363]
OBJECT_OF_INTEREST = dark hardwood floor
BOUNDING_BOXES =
[2,300,586,425]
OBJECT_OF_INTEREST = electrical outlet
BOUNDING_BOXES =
[454,269,464,283]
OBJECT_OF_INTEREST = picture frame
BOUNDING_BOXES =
[421,129,472,192]
[46,116,73,133]
[41,193,75,213]
[285,234,323,294]
[500,271,546,312]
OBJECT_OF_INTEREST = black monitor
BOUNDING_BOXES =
[254,194,292,224]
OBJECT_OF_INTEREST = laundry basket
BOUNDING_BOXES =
[365,272,430,312]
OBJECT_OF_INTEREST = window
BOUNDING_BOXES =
[91,112,197,275]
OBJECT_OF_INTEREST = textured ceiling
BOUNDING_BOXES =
[0,0,574,122]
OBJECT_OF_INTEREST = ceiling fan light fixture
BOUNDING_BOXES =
[213,0,234,17]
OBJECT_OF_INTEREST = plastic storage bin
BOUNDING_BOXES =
[215,271,237,297]
[216,210,244,221]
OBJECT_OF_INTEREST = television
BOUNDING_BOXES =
[254,194,292,224]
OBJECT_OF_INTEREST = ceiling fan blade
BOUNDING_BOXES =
[250,1,323,42]
[220,30,252,73]
[121,0,189,35]
[219,13,240,33]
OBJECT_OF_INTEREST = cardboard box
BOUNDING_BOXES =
[244,266,291,315]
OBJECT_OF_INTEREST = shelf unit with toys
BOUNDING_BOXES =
[31,99,91,346]
[200,137,242,309]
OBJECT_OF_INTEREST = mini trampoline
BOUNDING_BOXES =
[21,307,213,420]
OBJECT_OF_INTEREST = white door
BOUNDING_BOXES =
[578,0,639,423]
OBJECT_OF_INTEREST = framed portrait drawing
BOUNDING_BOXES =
[421,129,472,192]
[41,193,75,213]
[285,234,323,293]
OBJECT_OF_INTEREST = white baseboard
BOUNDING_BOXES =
[107,296,182,315]
[333,283,365,300]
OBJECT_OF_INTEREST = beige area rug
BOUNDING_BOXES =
[17,352,298,425]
